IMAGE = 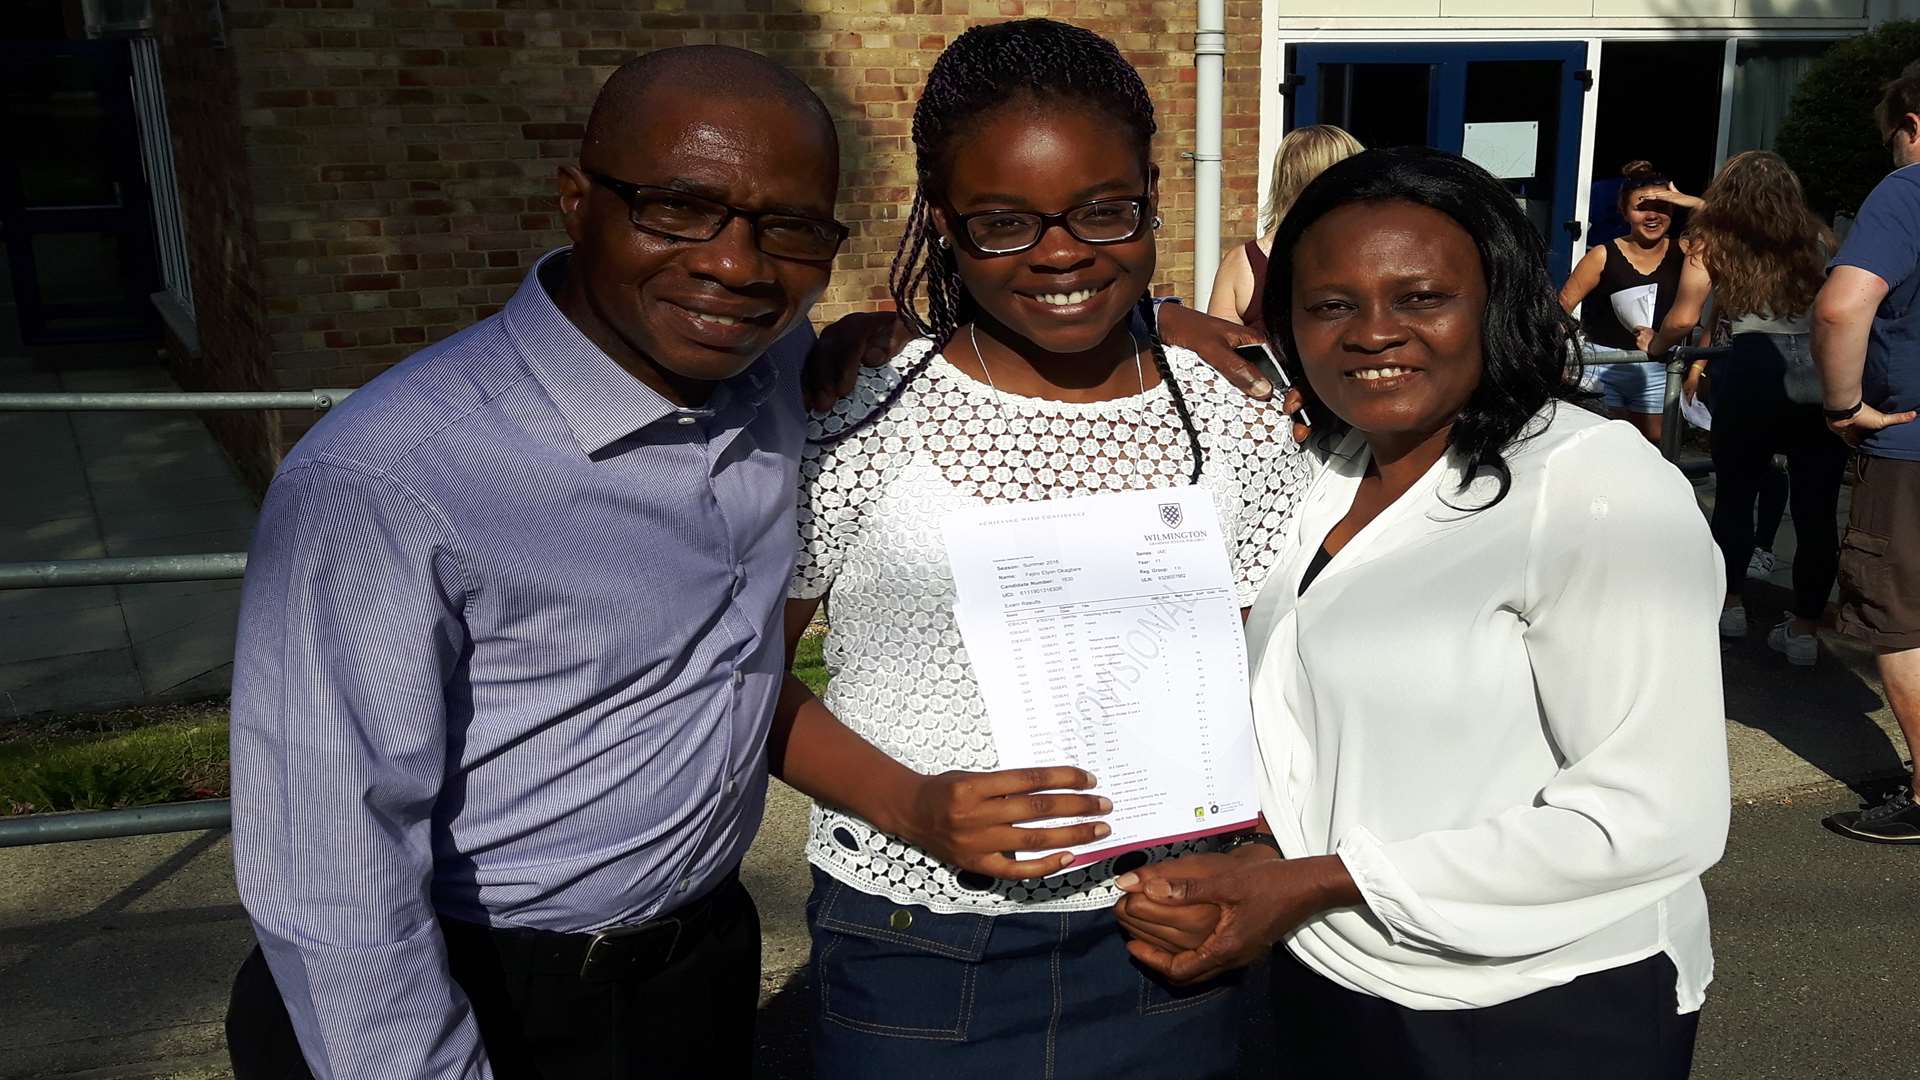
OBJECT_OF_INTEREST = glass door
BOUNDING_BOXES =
[1290,42,1589,283]
[0,39,159,344]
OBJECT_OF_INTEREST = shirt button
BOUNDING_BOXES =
[732,670,745,686]
[678,877,691,892]
[676,415,697,426]
[734,562,746,579]
[726,779,738,796]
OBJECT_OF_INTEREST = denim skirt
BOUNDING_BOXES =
[804,867,1246,1079]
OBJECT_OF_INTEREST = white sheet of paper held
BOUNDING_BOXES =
[942,486,1260,871]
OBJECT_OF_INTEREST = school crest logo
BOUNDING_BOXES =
[1158,502,1183,529]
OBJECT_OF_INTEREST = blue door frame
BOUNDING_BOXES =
[1291,42,1588,282]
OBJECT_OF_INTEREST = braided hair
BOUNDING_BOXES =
[811,18,1204,482]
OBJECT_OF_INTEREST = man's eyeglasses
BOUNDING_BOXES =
[949,196,1152,256]
[586,172,849,262]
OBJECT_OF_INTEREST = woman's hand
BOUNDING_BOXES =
[1115,852,1362,986]
[1636,183,1704,213]
[1278,387,1312,446]
[1682,364,1705,404]
[1113,849,1262,953]
[802,311,917,412]
[886,766,1112,880]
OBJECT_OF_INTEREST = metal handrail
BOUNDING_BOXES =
[0,388,351,594]
[0,800,231,848]
[0,389,354,411]
[0,553,246,590]
[1578,346,1663,366]
[1577,344,1731,463]
[0,388,350,844]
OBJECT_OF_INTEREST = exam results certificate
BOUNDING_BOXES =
[942,486,1260,869]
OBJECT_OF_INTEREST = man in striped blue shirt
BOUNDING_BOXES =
[225,47,844,1079]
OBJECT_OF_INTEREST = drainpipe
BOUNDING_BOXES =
[1192,0,1226,307]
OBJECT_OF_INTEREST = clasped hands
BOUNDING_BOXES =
[1113,846,1360,986]
[882,765,1356,987]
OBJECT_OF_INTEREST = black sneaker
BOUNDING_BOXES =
[1824,789,1920,844]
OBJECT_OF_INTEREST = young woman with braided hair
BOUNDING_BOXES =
[768,19,1307,1076]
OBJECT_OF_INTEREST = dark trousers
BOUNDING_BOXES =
[1708,333,1849,620]
[227,876,760,1080]
[1269,950,1699,1079]
[1756,459,1788,551]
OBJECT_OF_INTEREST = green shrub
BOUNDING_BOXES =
[1776,20,1920,217]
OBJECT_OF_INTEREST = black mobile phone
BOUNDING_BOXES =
[1232,342,1310,428]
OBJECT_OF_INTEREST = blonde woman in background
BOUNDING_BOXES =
[1206,125,1362,334]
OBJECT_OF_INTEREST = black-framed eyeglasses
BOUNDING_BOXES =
[949,196,1152,256]
[587,172,849,262]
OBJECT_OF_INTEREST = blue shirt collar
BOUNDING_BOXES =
[503,248,782,456]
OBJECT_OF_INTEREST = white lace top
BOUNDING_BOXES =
[792,337,1310,914]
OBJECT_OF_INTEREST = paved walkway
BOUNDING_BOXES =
[0,352,254,719]
[5,779,1917,1078]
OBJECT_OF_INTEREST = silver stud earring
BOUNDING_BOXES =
[1151,215,1163,229]
[936,235,950,249]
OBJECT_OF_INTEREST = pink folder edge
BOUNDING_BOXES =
[1062,815,1261,869]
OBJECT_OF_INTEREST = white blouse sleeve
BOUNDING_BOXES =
[1334,426,1731,959]
[1226,404,1307,608]
[789,351,917,601]
[790,438,844,601]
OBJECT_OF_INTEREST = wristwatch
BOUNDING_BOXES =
[1222,831,1283,857]
[1824,400,1865,422]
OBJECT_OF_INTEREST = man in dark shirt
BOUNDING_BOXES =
[1815,62,1920,844]
[225,46,842,1079]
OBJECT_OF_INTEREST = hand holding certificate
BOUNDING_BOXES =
[942,486,1261,873]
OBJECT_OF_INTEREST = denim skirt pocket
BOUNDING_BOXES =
[1136,965,1240,1017]
[809,875,994,1041]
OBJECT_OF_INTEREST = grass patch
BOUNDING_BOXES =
[0,701,231,816]
[794,625,828,695]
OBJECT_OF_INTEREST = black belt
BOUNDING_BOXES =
[441,874,735,984]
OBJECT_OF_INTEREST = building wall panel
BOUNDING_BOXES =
[157,0,1266,457]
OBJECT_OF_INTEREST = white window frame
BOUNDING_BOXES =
[129,35,196,342]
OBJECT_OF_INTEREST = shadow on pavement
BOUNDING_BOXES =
[1721,582,1908,802]
[755,970,814,1080]
[0,830,250,1077]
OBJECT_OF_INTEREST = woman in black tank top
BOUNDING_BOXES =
[1559,160,1692,444]
[1579,239,1686,349]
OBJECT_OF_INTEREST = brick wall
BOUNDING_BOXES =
[176,0,1263,459]
[152,0,283,492]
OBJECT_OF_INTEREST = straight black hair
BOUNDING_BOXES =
[1261,147,1581,506]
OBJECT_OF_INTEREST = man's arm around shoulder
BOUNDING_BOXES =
[230,461,489,1080]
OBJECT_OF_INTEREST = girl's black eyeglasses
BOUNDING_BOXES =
[587,172,849,262]
[949,196,1151,256]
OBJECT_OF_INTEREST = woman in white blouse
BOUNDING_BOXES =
[1117,147,1730,1078]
